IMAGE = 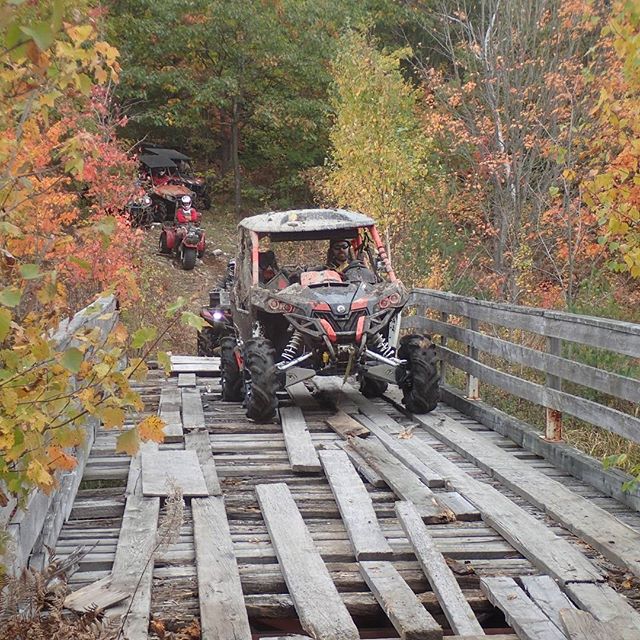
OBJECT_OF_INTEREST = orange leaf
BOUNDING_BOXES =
[137,416,166,443]
[47,445,78,471]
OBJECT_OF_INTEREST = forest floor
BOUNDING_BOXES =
[120,204,240,355]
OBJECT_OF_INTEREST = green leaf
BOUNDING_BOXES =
[77,73,92,95]
[20,22,54,51]
[0,222,23,237]
[157,350,171,375]
[19,264,41,280]
[131,326,157,349]
[116,428,139,455]
[68,256,91,271]
[165,297,186,316]
[60,347,83,373]
[0,287,22,308]
[180,311,206,330]
[0,308,11,342]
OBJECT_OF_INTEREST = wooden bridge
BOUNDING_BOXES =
[3,291,640,640]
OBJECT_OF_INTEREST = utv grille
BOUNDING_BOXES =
[312,310,367,338]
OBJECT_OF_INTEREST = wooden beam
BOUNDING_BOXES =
[480,577,567,640]
[182,388,206,430]
[396,501,484,636]
[325,409,371,438]
[192,497,252,640]
[178,373,197,387]
[319,449,393,560]
[520,575,575,631]
[360,561,442,639]
[141,449,208,497]
[336,440,387,488]
[255,482,359,640]
[279,406,321,472]
[559,609,620,640]
[185,431,221,496]
[158,387,183,443]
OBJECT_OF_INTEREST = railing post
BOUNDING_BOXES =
[439,312,448,385]
[466,317,480,400]
[545,335,563,441]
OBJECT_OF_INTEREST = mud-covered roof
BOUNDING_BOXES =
[239,209,375,234]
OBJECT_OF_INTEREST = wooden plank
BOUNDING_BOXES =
[158,387,183,443]
[480,577,567,640]
[287,381,318,408]
[141,450,208,497]
[366,416,603,584]
[171,363,220,375]
[436,346,640,444]
[255,482,359,640]
[182,388,206,430]
[64,575,128,612]
[559,609,619,640]
[279,406,321,472]
[565,582,640,640]
[520,575,575,631]
[319,449,393,561]
[178,373,197,387]
[350,436,454,523]
[184,431,222,496]
[359,561,443,640]
[192,497,252,640]
[396,501,484,636]
[336,440,387,488]
[415,410,640,578]
[325,408,371,438]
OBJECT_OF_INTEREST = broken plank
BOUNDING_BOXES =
[359,561,442,640]
[396,501,484,636]
[63,575,128,612]
[178,373,197,387]
[141,449,208,497]
[279,406,321,472]
[337,440,387,488]
[319,449,393,560]
[480,577,567,640]
[520,575,575,631]
[182,388,206,430]
[184,431,221,496]
[350,436,454,523]
[192,497,251,640]
[255,482,359,640]
[287,381,319,408]
[325,408,370,438]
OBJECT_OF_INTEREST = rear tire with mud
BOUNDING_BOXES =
[220,336,243,401]
[244,338,278,423]
[396,334,440,413]
[359,374,388,398]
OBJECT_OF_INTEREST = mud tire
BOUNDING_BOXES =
[396,334,440,413]
[220,336,243,401]
[244,338,278,423]
[159,231,170,254]
[359,375,388,398]
[197,327,219,357]
[182,247,197,270]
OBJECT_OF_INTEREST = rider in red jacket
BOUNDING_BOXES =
[176,195,200,224]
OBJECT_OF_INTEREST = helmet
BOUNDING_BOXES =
[158,169,166,177]
[141,195,152,207]
[181,195,192,209]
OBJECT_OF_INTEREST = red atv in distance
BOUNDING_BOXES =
[159,222,206,270]
[221,208,440,422]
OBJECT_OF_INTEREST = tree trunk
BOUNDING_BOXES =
[231,97,241,217]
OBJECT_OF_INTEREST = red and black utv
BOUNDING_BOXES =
[220,208,439,422]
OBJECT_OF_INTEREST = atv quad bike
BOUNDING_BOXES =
[159,221,206,270]
[222,208,439,422]
[197,264,235,356]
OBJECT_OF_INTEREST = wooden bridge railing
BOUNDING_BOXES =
[402,289,640,509]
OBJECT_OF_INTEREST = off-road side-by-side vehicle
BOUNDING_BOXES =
[220,208,440,422]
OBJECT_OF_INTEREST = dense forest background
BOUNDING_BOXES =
[1,0,639,499]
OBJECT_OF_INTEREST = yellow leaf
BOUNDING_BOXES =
[27,459,55,493]
[100,406,125,428]
[137,416,166,443]
[116,428,139,455]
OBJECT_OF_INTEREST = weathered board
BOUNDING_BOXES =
[559,610,618,640]
[396,501,484,636]
[255,482,359,640]
[520,575,576,631]
[184,431,222,496]
[158,387,183,442]
[192,496,252,639]
[182,388,206,430]
[325,409,371,438]
[141,450,208,497]
[279,406,321,472]
[480,577,567,640]
[360,561,443,639]
[178,373,197,387]
[319,449,393,560]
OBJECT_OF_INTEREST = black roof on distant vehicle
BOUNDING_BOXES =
[139,154,177,169]
[145,147,191,161]
[239,209,375,235]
